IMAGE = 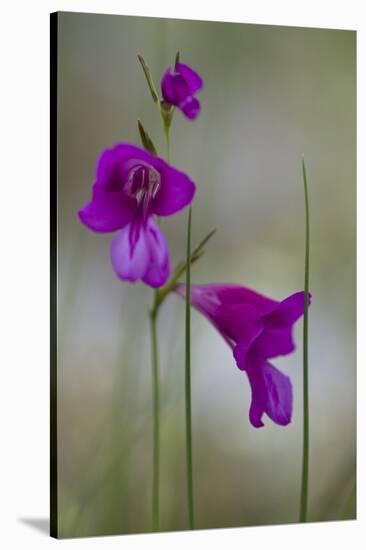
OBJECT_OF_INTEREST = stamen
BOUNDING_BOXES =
[125,162,161,219]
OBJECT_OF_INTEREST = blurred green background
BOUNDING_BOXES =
[56,12,356,538]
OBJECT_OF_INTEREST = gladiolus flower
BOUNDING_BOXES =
[176,284,311,428]
[161,62,203,120]
[78,144,195,287]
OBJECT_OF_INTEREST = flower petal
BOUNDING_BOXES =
[152,162,195,216]
[161,69,191,106]
[180,96,201,120]
[142,218,170,288]
[176,63,203,94]
[265,291,312,328]
[97,144,195,217]
[251,291,312,359]
[250,326,295,359]
[233,339,259,371]
[161,68,176,104]
[78,185,136,233]
[110,221,149,282]
[96,144,156,190]
[215,303,264,350]
[245,359,293,428]
[176,284,278,316]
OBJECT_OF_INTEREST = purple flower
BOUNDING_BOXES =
[176,284,311,428]
[78,144,195,288]
[161,62,203,120]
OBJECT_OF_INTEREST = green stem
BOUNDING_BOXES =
[299,155,310,523]
[185,205,194,529]
[164,124,171,163]
[149,306,160,531]
[152,228,216,314]
[148,117,171,532]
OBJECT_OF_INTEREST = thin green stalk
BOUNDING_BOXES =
[163,119,196,529]
[185,205,194,529]
[148,119,171,532]
[300,155,310,523]
[164,124,171,163]
[147,226,215,532]
[149,307,160,531]
[151,228,217,314]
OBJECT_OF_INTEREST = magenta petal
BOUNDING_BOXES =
[96,144,156,190]
[176,63,203,94]
[233,341,256,371]
[161,68,176,104]
[152,162,195,216]
[177,287,263,350]
[265,291,312,328]
[251,326,295,359]
[180,96,201,120]
[142,218,170,288]
[97,144,195,217]
[110,222,149,282]
[161,68,194,106]
[78,185,136,233]
[215,303,264,349]
[246,359,293,428]
[177,284,278,316]
[95,147,124,191]
[161,63,203,116]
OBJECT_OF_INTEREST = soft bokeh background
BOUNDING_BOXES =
[56,12,356,538]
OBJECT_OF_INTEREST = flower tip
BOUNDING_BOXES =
[77,207,87,227]
[251,416,291,429]
[181,97,201,120]
[145,276,170,289]
[186,109,200,121]
[174,51,180,70]
[77,205,104,233]
[279,415,292,427]
[251,418,265,429]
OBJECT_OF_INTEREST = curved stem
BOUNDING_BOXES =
[164,124,171,163]
[149,307,160,531]
[185,205,194,529]
[299,155,310,522]
[151,228,217,316]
